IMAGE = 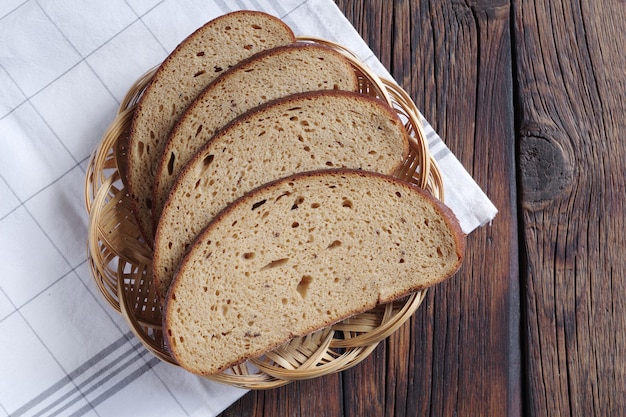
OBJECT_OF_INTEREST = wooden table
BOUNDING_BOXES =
[221,1,625,415]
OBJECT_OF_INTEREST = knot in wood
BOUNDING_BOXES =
[519,126,574,210]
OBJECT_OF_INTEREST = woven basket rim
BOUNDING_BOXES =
[85,36,443,389]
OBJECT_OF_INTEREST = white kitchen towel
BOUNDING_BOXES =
[0,0,497,416]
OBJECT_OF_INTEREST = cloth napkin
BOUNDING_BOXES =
[0,0,497,416]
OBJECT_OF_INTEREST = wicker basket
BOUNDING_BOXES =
[85,37,444,389]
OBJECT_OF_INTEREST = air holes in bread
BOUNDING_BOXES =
[202,154,214,168]
[252,199,267,210]
[243,252,255,260]
[274,191,291,203]
[327,240,342,249]
[342,199,353,209]
[297,275,313,298]
[167,153,176,175]
[194,70,206,78]
[291,196,304,210]
[261,258,289,270]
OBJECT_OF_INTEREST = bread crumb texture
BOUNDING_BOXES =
[152,91,409,301]
[164,170,464,375]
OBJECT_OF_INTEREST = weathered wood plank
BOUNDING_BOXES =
[514,1,626,416]
[402,1,519,416]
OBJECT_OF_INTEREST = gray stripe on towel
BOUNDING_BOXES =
[11,333,157,417]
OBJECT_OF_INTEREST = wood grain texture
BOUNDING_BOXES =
[220,1,519,415]
[398,2,519,416]
[514,1,626,416]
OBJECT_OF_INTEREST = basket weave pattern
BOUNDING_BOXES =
[85,38,443,389]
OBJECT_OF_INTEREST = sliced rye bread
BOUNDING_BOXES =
[152,90,410,302]
[126,11,295,244]
[163,169,466,375]
[152,42,360,226]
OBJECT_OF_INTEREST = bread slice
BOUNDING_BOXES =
[152,91,410,301]
[164,169,466,375]
[152,43,360,225]
[126,11,295,243]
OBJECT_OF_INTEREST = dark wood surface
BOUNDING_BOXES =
[220,1,625,415]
